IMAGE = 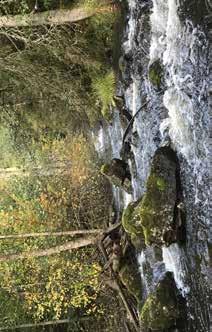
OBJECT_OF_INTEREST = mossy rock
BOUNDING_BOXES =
[148,60,164,90]
[138,147,178,246]
[122,200,145,250]
[119,258,142,304]
[122,200,143,235]
[130,233,146,251]
[140,273,180,330]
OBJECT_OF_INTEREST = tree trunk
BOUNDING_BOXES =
[0,5,117,28]
[0,316,92,330]
[0,319,68,331]
[0,229,102,240]
[0,235,97,262]
[0,163,71,179]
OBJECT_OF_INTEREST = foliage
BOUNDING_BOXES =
[0,253,102,324]
[92,71,115,120]
[0,0,124,330]
[0,132,112,326]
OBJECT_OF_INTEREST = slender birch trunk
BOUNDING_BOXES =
[0,163,71,179]
[0,3,118,28]
[0,8,95,28]
[0,236,97,262]
[0,319,70,331]
[0,229,102,240]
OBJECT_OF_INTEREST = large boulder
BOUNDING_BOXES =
[140,272,182,330]
[138,146,178,246]
[101,158,132,194]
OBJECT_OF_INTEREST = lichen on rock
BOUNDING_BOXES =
[140,272,181,330]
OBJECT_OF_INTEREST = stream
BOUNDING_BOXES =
[94,1,211,331]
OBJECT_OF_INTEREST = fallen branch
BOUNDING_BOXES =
[98,241,140,332]
[122,99,150,144]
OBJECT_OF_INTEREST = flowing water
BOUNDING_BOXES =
[94,0,211,331]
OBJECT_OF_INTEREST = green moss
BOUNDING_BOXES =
[100,163,110,175]
[130,233,145,250]
[139,174,165,245]
[140,273,180,330]
[148,60,163,90]
[101,106,113,122]
[122,200,143,236]
[119,260,142,303]
[142,227,154,246]
[156,177,167,191]
[138,148,177,246]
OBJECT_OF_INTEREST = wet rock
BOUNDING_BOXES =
[113,95,132,131]
[138,146,178,246]
[122,199,145,250]
[118,55,126,74]
[101,158,132,194]
[113,95,125,109]
[132,131,140,147]
[148,59,164,90]
[120,140,137,177]
[119,112,130,130]
[140,272,183,330]
[178,0,210,28]
[120,140,132,161]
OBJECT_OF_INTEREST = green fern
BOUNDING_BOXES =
[92,71,116,120]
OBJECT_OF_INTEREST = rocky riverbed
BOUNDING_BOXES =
[94,1,211,331]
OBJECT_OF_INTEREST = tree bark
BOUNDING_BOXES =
[0,163,71,179]
[0,8,96,28]
[0,316,92,330]
[0,229,103,240]
[0,236,97,262]
[0,3,118,29]
[0,319,68,331]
